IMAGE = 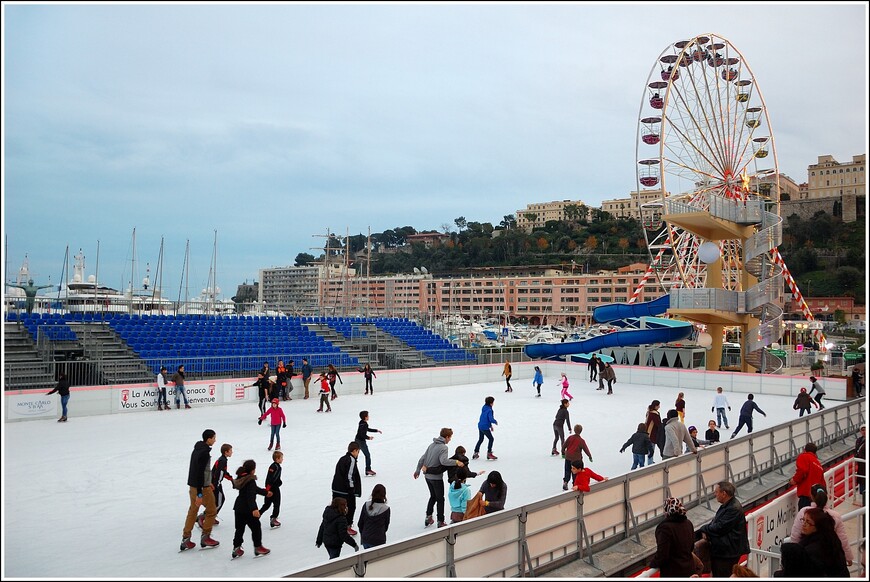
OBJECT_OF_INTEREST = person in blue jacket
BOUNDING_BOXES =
[532,366,544,398]
[473,396,498,461]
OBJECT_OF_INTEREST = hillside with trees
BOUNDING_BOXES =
[293,209,865,303]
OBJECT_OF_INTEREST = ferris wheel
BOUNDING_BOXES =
[635,33,780,292]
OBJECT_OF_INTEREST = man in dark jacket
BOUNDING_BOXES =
[181,429,219,551]
[301,358,313,399]
[698,481,750,578]
[331,442,362,536]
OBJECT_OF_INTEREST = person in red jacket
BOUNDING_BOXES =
[570,459,607,492]
[258,398,287,451]
[789,442,824,510]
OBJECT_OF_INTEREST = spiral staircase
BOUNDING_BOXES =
[665,191,785,373]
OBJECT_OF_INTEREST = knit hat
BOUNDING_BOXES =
[663,497,686,516]
[688,426,697,433]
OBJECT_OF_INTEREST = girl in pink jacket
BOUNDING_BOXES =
[558,373,573,401]
[258,398,287,451]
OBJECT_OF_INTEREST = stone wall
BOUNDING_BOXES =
[781,193,864,222]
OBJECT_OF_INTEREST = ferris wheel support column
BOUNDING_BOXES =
[704,257,726,371]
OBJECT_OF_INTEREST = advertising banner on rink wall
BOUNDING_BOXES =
[7,393,57,420]
[115,382,221,413]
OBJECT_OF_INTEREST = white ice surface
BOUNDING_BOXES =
[2,375,801,578]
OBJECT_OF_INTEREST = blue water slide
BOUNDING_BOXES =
[523,295,694,360]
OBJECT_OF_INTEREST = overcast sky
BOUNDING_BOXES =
[2,2,867,297]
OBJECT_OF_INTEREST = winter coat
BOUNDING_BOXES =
[646,409,663,446]
[356,420,378,442]
[362,366,376,380]
[553,405,571,431]
[563,434,592,462]
[232,473,267,513]
[479,480,507,513]
[662,418,697,457]
[47,376,71,397]
[601,365,616,382]
[621,430,653,455]
[331,452,362,498]
[794,392,815,410]
[790,504,853,563]
[739,399,765,418]
[649,513,697,577]
[477,404,498,431]
[316,505,358,551]
[446,453,481,483]
[705,428,721,444]
[259,406,286,426]
[572,467,605,492]
[275,364,291,389]
[533,369,544,385]
[358,501,391,547]
[791,451,824,498]
[187,440,212,494]
[448,482,472,513]
[211,454,231,489]
[502,362,512,377]
[809,380,826,396]
[698,496,750,559]
[799,531,850,577]
[264,461,282,491]
[171,370,185,386]
[415,436,460,481]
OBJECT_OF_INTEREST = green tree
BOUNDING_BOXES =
[294,252,315,266]
[499,214,517,230]
[454,216,467,232]
[523,212,538,228]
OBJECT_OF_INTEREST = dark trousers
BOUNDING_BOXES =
[215,485,226,516]
[335,491,356,528]
[589,367,597,381]
[357,439,372,472]
[711,556,739,578]
[798,406,812,417]
[606,379,614,393]
[425,479,446,522]
[330,379,338,398]
[365,377,373,393]
[474,429,494,454]
[814,394,825,409]
[232,508,263,548]
[732,415,753,436]
[157,388,168,408]
[318,393,331,411]
[260,487,281,519]
[326,546,342,559]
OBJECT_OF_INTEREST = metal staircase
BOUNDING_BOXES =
[72,323,153,384]
[3,322,55,390]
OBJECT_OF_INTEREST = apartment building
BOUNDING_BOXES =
[515,199,593,231]
[806,154,866,199]
[601,189,664,220]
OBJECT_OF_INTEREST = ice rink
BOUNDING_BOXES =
[2,371,806,578]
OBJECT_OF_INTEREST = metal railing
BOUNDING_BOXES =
[287,400,865,578]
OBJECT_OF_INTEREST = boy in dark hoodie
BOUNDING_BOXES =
[316,497,359,559]
[231,459,272,559]
[259,451,284,529]
[355,410,383,477]
[620,422,653,470]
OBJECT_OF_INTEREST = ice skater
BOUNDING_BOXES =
[730,394,766,439]
[675,392,686,422]
[793,387,818,417]
[327,363,343,400]
[588,354,598,382]
[558,373,573,401]
[563,424,594,489]
[46,373,71,422]
[532,366,543,397]
[259,451,284,528]
[361,363,376,395]
[355,410,383,476]
[316,497,359,559]
[620,423,653,471]
[502,361,513,392]
[711,386,731,429]
[570,459,607,492]
[253,372,272,416]
[258,398,287,451]
[473,396,498,461]
[198,443,233,528]
[230,459,272,559]
[551,398,571,456]
[808,376,826,410]
[316,372,332,412]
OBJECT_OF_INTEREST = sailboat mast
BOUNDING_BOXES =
[153,237,164,312]
[176,239,189,315]
[94,241,100,314]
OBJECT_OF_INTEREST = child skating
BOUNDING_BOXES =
[558,373,573,401]
[231,459,272,559]
[258,398,287,451]
[570,459,607,492]
[316,373,332,412]
[355,410,383,476]
[259,451,284,528]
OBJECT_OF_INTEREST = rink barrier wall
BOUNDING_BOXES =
[3,361,849,422]
[285,399,865,578]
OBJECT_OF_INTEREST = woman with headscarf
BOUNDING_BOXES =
[648,497,697,577]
